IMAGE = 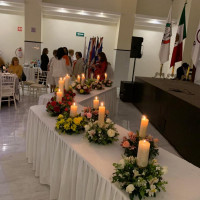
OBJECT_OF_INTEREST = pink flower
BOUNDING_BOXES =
[87,112,92,119]
[122,141,130,148]
[106,110,109,115]
[154,138,159,143]
[83,107,87,112]
[128,131,134,137]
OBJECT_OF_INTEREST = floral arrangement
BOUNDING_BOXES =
[30,59,37,67]
[54,86,76,98]
[85,118,119,145]
[56,113,87,135]
[75,83,91,94]
[91,81,104,90]
[85,78,95,86]
[112,157,168,200]
[83,107,109,122]
[102,79,113,87]
[121,131,159,160]
[46,100,70,116]
[71,80,79,89]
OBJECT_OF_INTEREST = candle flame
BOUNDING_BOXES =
[95,96,98,100]
[105,73,107,76]
[58,89,60,92]
[143,140,146,142]
[59,77,62,80]
[101,102,104,106]
[73,102,76,106]
[77,75,80,78]
[142,115,147,120]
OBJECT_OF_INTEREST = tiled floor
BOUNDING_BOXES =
[0,92,179,199]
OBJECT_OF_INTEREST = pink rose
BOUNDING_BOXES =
[128,131,134,137]
[154,138,159,143]
[87,112,92,119]
[122,141,130,148]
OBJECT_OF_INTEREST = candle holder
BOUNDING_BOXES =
[85,118,119,145]
[112,157,168,199]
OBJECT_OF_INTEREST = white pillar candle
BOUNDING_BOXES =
[93,96,99,109]
[97,75,100,82]
[65,74,70,91]
[139,115,149,138]
[137,140,150,167]
[98,102,105,127]
[81,74,85,85]
[77,75,80,83]
[70,102,78,117]
[59,77,65,97]
[56,89,62,102]
[105,73,107,80]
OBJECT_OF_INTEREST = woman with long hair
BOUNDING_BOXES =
[41,48,49,71]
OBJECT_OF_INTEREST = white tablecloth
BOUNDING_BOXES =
[26,105,200,200]
[23,67,41,82]
[38,87,117,117]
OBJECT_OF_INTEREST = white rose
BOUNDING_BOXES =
[162,166,168,175]
[126,184,135,193]
[106,118,112,123]
[119,159,125,169]
[84,125,90,132]
[88,130,95,136]
[107,129,115,137]
[71,82,76,87]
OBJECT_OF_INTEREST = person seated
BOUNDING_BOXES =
[176,62,189,80]
[8,57,23,79]
[91,52,108,81]
[73,52,85,79]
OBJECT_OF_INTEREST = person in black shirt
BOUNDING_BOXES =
[41,48,49,71]
[176,62,189,80]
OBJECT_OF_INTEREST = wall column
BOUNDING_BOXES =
[114,0,138,87]
[24,0,42,63]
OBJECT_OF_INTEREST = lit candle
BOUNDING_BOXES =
[97,75,100,82]
[56,89,62,102]
[139,115,149,138]
[98,102,105,127]
[65,74,70,91]
[81,74,85,85]
[70,102,78,117]
[105,73,107,80]
[137,140,150,167]
[59,77,65,97]
[77,75,80,83]
[93,96,99,109]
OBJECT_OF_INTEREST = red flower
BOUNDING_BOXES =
[67,97,70,100]
[68,101,72,106]
[54,106,60,113]
[51,97,54,101]
[51,101,57,107]
[64,107,69,112]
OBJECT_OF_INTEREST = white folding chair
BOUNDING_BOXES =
[0,74,17,110]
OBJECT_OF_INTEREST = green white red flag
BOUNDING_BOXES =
[159,6,172,64]
[170,3,187,67]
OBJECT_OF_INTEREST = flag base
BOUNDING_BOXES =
[154,72,165,78]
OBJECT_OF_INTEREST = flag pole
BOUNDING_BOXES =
[172,66,175,76]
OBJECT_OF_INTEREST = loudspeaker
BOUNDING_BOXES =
[130,36,143,58]
[120,81,135,102]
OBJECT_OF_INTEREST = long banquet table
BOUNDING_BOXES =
[38,86,117,117]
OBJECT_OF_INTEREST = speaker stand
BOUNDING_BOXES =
[132,58,137,82]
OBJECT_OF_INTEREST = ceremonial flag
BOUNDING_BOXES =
[159,6,172,64]
[86,38,91,65]
[170,3,187,67]
[83,37,87,61]
[90,37,96,65]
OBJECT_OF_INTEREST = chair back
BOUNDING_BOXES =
[0,74,15,97]
[37,70,48,84]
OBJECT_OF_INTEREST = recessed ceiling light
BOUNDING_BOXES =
[148,19,162,25]
[0,1,9,6]
[57,8,68,13]
[78,10,88,16]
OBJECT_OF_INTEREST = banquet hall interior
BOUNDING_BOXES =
[0,0,200,200]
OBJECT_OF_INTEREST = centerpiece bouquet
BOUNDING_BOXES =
[91,81,104,90]
[112,157,168,200]
[121,131,159,159]
[75,83,91,94]
[85,118,119,145]
[102,79,113,87]
[83,106,109,122]
[56,113,87,135]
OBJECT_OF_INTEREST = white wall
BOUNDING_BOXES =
[0,13,24,64]
[42,17,118,68]
[128,25,181,80]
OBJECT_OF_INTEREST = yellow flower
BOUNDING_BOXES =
[73,117,82,125]
[58,119,65,124]
[67,118,73,123]
[56,123,60,129]
[58,114,64,119]
[71,124,77,131]
[64,123,70,130]
[80,89,84,93]
[69,86,72,90]
[54,87,58,92]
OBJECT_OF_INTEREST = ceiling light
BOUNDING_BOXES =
[0,1,9,6]
[78,10,88,16]
[57,8,68,13]
[148,19,162,25]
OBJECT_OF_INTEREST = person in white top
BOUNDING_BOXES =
[52,47,72,86]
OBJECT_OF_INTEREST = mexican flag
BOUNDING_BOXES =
[159,6,172,64]
[170,3,187,67]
